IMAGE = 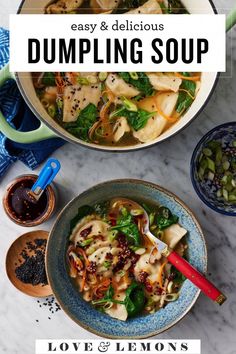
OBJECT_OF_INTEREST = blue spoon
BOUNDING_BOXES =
[27,158,61,201]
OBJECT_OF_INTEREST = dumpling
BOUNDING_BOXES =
[63,84,101,122]
[163,224,187,249]
[96,0,120,10]
[88,247,111,272]
[46,0,84,13]
[90,0,120,13]
[127,0,162,14]
[106,74,140,98]
[70,219,110,245]
[105,291,128,321]
[113,117,130,142]
[134,253,162,284]
[133,92,178,143]
[147,73,182,92]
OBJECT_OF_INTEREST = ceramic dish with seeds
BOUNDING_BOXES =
[6,230,52,297]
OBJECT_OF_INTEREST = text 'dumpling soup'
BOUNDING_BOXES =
[67,198,188,321]
[32,0,201,147]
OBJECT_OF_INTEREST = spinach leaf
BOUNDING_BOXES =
[167,0,189,14]
[104,285,115,300]
[118,72,154,97]
[93,282,146,318]
[111,207,141,247]
[124,282,146,317]
[117,0,146,13]
[42,72,56,86]
[112,106,155,131]
[66,103,98,141]
[176,73,196,114]
[94,201,110,218]
[172,268,186,283]
[156,206,179,230]
[126,109,155,131]
[70,205,94,232]
[92,285,125,305]
[142,203,152,214]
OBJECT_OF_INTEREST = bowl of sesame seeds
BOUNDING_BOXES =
[5,230,52,297]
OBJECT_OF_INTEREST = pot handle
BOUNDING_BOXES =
[0,64,58,143]
[226,5,236,32]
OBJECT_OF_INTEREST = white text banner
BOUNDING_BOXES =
[10,14,225,72]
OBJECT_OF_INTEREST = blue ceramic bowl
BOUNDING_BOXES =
[191,122,236,216]
[46,179,207,338]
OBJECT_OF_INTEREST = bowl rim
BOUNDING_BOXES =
[190,121,236,217]
[46,178,207,338]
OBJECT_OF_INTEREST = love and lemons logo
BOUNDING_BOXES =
[35,339,201,354]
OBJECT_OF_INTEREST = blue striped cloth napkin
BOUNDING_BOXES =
[0,28,64,178]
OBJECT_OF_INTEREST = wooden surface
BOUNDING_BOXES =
[5,230,52,297]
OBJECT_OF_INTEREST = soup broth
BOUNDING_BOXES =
[33,0,200,147]
[67,198,188,321]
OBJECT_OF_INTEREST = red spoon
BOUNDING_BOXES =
[117,198,226,305]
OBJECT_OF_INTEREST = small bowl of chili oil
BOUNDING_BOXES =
[3,174,56,227]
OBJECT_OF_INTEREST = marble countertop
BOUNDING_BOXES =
[0,1,236,353]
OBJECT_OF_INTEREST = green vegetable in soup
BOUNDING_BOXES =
[172,268,186,283]
[48,104,57,118]
[142,203,152,213]
[159,1,168,13]
[156,206,179,230]
[108,230,119,241]
[79,238,94,247]
[92,286,114,305]
[92,282,146,318]
[70,205,94,232]
[105,285,115,299]
[42,72,56,86]
[176,73,196,114]
[118,0,146,12]
[94,201,110,218]
[103,260,112,269]
[99,72,108,82]
[92,285,125,305]
[129,72,139,80]
[197,139,236,204]
[111,106,156,131]
[121,97,138,112]
[65,103,98,141]
[124,281,146,317]
[111,207,141,247]
[77,77,90,85]
[55,97,63,120]
[126,109,156,131]
[166,0,189,14]
[118,72,154,97]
